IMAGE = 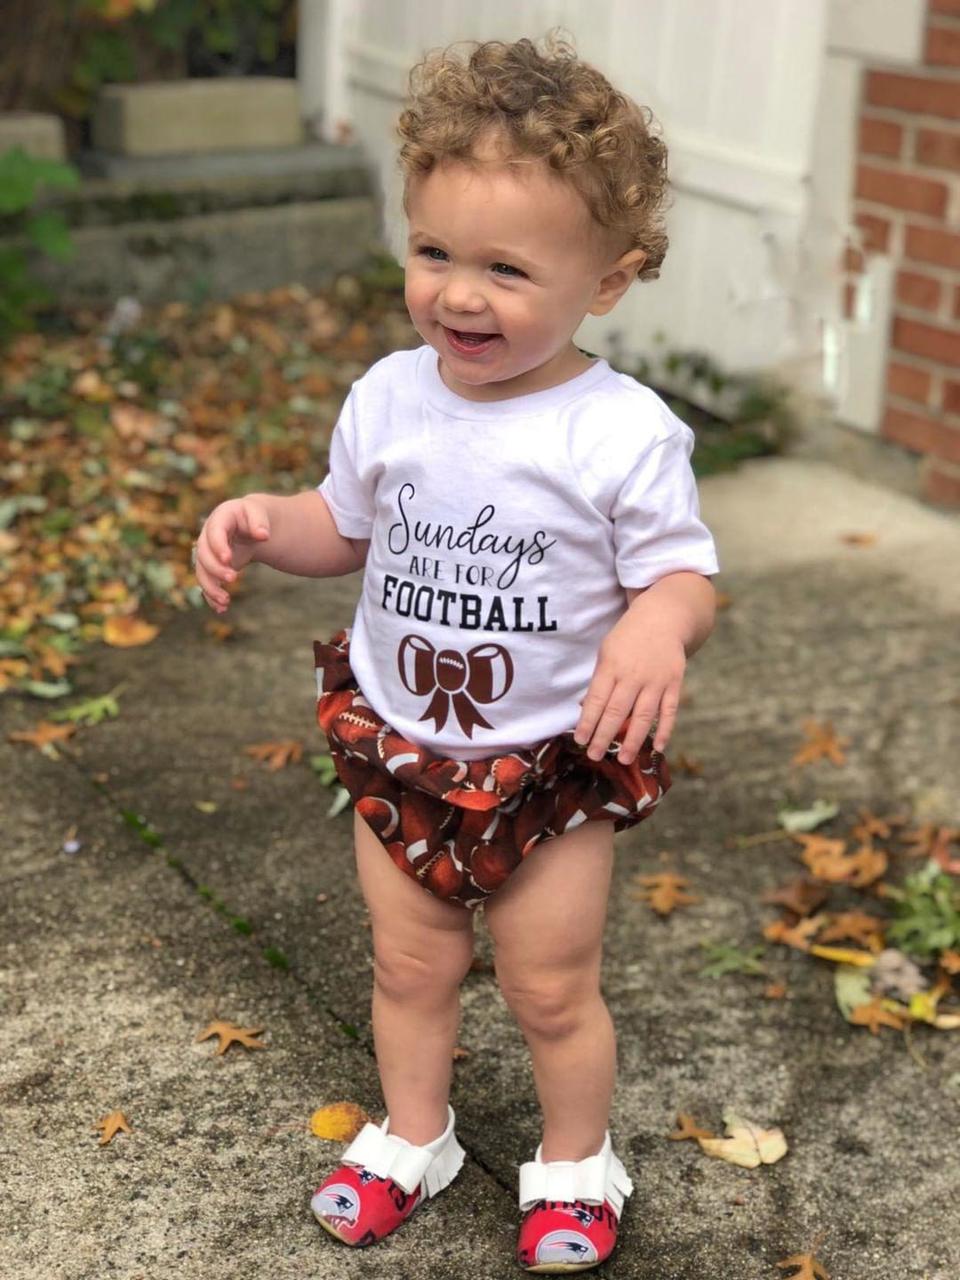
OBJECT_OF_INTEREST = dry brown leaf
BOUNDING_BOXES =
[310,1101,370,1141]
[243,739,304,770]
[92,1110,132,1145]
[763,914,826,951]
[760,876,828,917]
[666,1113,716,1141]
[103,615,159,647]
[792,719,850,767]
[8,720,77,750]
[849,998,907,1035]
[629,872,700,917]
[763,981,788,999]
[849,807,905,841]
[776,1252,830,1279]
[817,910,886,951]
[195,1020,267,1055]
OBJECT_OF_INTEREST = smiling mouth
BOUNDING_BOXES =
[443,325,501,348]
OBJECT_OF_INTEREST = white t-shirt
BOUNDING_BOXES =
[317,344,719,761]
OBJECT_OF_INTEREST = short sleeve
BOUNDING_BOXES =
[612,426,720,588]
[316,385,375,540]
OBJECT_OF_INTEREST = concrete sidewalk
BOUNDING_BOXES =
[2,457,958,1280]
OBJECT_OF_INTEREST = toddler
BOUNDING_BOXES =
[193,33,719,1274]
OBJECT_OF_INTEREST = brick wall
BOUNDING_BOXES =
[845,0,960,506]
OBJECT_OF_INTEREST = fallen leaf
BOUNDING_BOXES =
[810,944,876,967]
[760,877,828,917]
[452,1046,470,1060]
[310,1101,370,1141]
[696,1108,787,1168]
[777,799,840,832]
[763,981,788,999]
[763,914,826,951]
[92,1110,132,1145]
[849,998,907,1035]
[8,720,77,750]
[818,911,886,952]
[666,1113,716,1141]
[776,1251,830,1279]
[103,615,158,647]
[791,719,850,767]
[195,1020,266,1055]
[630,872,700,916]
[243,739,303,770]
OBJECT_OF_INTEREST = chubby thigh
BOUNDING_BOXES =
[483,821,615,1030]
[353,809,476,996]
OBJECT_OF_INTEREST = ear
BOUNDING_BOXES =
[587,247,648,317]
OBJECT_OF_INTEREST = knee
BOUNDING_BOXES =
[373,934,473,1007]
[496,970,599,1041]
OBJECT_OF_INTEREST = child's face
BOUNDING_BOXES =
[403,151,644,400]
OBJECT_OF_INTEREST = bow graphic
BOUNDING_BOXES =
[398,635,514,738]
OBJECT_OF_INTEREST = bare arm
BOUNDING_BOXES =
[574,570,717,761]
[624,571,716,657]
[249,489,368,577]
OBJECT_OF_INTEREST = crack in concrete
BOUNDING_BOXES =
[56,743,519,1205]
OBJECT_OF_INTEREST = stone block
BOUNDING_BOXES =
[16,196,380,306]
[92,78,304,156]
[0,112,66,161]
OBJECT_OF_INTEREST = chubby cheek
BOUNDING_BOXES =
[404,273,436,328]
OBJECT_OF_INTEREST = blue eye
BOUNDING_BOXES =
[492,262,524,277]
[418,245,448,261]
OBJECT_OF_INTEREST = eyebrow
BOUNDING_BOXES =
[407,230,543,273]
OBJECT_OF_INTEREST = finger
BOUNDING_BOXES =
[200,515,236,573]
[574,671,616,745]
[238,498,271,542]
[194,555,233,610]
[651,686,682,753]
[616,691,666,763]
[585,685,639,760]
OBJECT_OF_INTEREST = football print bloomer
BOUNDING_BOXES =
[314,629,672,911]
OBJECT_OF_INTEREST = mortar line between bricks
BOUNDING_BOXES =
[58,746,519,1204]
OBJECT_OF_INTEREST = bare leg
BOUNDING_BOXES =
[483,822,616,1162]
[353,811,476,1145]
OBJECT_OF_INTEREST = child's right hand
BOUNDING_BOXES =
[193,496,271,613]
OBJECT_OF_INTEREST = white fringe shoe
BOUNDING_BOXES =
[311,1104,465,1247]
[516,1130,634,1272]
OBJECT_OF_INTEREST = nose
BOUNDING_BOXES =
[439,270,486,316]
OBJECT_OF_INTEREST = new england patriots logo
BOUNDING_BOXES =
[560,1206,597,1228]
[310,1181,360,1227]
[535,1228,598,1264]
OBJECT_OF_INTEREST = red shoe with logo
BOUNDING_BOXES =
[516,1131,633,1273]
[310,1104,464,1248]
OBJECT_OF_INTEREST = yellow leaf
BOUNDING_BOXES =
[808,945,876,967]
[310,1101,371,1141]
[103,615,159,647]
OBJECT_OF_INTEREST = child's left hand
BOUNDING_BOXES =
[573,606,687,763]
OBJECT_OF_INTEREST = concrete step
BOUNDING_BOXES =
[1,143,382,308]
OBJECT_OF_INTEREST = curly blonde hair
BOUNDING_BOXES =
[396,32,670,282]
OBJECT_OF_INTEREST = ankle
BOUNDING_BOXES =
[540,1129,607,1163]
[384,1108,451,1148]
